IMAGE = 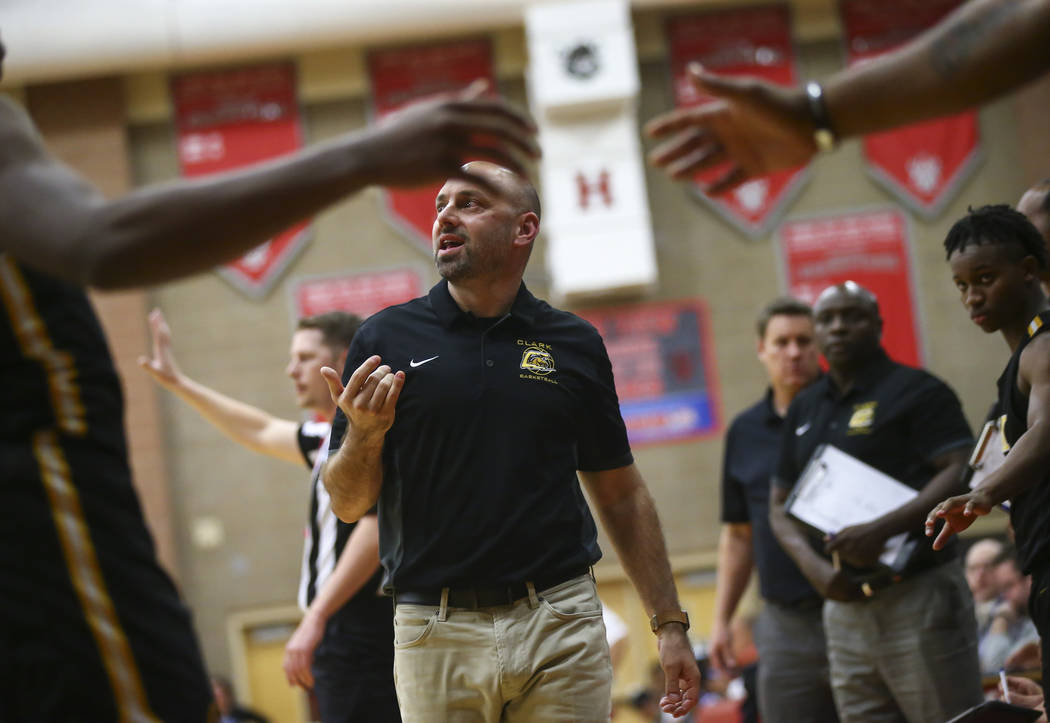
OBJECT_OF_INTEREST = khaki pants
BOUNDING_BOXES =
[392,574,612,722]
[824,560,982,723]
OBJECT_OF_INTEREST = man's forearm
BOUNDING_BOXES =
[980,432,1050,506]
[827,0,1050,140]
[323,429,385,523]
[769,489,834,592]
[303,515,382,623]
[873,457,970,538]
[713,525,753,629]
[594,482,681,615]
[80,133,377,289]
[162,374,301,464]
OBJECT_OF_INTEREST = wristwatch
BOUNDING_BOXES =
[805,81,837,153]
[649,610,690,634]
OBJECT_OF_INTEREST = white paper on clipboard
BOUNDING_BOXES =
[786,444,917,567]
[969,420,1010,510]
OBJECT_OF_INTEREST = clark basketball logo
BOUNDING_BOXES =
[520,346,556,375]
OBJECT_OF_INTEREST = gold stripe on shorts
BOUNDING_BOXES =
[33,426,159,721]
[0,256,87,436]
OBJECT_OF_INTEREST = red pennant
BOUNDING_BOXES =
[367,38,496,254]
[665,5,809,238]
[778,208,923,367]
[841,0,981,218]
[171,63,310,298]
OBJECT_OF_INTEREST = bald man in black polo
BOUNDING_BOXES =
[320,162,700,722]
[770,282,982,723]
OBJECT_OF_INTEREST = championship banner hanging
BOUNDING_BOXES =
[777,208,923,367]
[665,5,809,238]
[579,300,721,447]
[840,0,980,218]
[289,266,425,320]
[171,63,310,298]
[368,38,496,254]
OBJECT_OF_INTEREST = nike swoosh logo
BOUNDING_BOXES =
[409,355,439,368]
[795,422,811,436]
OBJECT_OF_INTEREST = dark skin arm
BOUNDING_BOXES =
[828,447,970,566]
[769,484,862,602]
[0,82,537,288]
[928,334,1050,547]
[646,0,1050,193]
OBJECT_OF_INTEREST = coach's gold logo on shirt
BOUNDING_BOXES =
[999,414,1011,453]
[520,346,556,376]
[848,402,877,434]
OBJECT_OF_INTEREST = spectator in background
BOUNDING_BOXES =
[980,547,1040,675]
[967,538,1006,633]
[710,297,831,723]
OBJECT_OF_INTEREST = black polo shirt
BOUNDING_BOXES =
[722,391,821,606]
[773,349,973,571]
[330,280,634,590]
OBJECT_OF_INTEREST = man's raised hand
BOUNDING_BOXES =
[138,308,183,389]
[321,355,404,440]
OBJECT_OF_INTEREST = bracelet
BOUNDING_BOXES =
[805,81,837,153]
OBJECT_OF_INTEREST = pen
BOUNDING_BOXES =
[1000,669,1010,704]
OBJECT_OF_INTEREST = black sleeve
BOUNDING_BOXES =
[576,326,634,472]
[907,375,974,462]
[328,321,377,457]
[721,420,750,524]
[772,400,802,492]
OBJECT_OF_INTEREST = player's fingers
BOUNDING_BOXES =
[649,127,713,168]
[319,366,346,404]
[665,143,728,180]
[452,145,529,180]
[381,371,406,415]
[644,106,702,139]
[345,356,382,397]
[444,115,540,160]
[704,165,748,195]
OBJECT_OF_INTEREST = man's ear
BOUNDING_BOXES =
[514,211,540,248]
[1021,254,1041,283]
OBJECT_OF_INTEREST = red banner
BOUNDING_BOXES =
[289,267,425,319]
[367,38,496,253]
[778,208,923,366]
[171,63,310,298]
[666,5,809,238]
[579,300,721,447]
[841,0,981,218]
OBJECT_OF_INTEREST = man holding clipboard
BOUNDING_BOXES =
[769,282,982,723]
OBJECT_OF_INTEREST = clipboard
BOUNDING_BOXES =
[785,444,917,569]
[968,419,1011,511]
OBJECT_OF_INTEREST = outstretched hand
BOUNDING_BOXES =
[320,355,404,441]
[645,63,816,194]
[925,490,994,550]
[359,79,540,191]
[137,307,182,389]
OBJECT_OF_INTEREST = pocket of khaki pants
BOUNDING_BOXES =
[540,581,603,620]
[393,608,437,648]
